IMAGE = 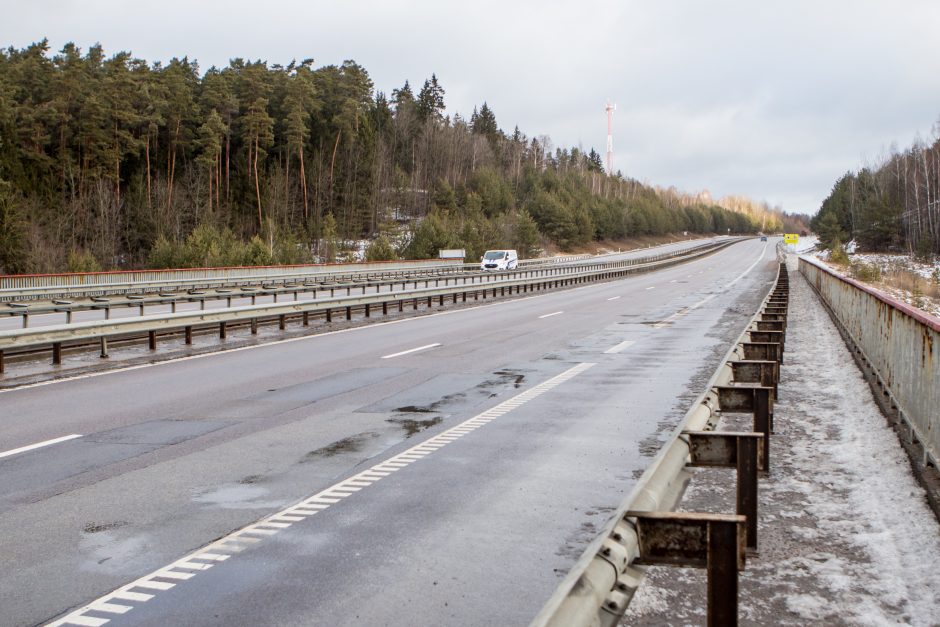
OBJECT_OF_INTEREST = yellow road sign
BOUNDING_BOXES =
[783,233,799,245]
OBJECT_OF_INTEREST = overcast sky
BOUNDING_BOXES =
[4,0,940,213]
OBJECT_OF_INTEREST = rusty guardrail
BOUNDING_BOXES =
[532,261,788,627]
[799,255,939,468]
[0,239,739,373]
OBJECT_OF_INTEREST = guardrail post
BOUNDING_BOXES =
[99,337,108,358]
[346,306,352,321]
[303,311,309,326]
[716,386,774,470]
[365,304,371,318]
[22,313,29,328]
[628,512,746,627]
[279,314,286,329]
[0,349,4,373]
[325,309,332,323]
[185,326,193,343]
[52,342,62,365]
[730,360,779,396]
[148,330,157,349]
[685,431,764,550]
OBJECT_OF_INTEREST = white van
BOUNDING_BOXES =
[480,249,518,271]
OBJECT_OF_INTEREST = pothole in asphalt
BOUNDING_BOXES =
[83,521,128,534]
[395,405,436,413]
[493,370,526,388]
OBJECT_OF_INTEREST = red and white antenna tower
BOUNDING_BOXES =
[605,101,616,174]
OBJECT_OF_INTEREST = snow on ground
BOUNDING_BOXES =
[622,255,940,626]
[804,241,940,319]
[849,251,940,282]
[792,235,819,254]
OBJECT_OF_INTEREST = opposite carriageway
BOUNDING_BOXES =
[0,238,741,373]
[0,240,723,328]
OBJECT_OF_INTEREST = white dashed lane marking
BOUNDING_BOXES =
[380,343,441,359]
[46,362,595,627]
[538,311,563,319]
[604,340,636,354]
[654,242,768,329]
[0,434,82,460]
[606,296,621,301]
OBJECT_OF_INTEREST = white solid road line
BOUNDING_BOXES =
[669,279,678,283]
[607,296,621,301]
[46,362,596,627]
[538,311,564,319]
[380,343,441,359]
[654,242,769,329]
[645,286,656,290]
[0,434,82,460]
[604,340,636,354]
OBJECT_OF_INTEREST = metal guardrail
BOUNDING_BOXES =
[799,255,939,468]
[0,238,722,302]
[0,259,463,301]
[532,261,787,626]
[0,240,738,372]
[0,241,732,326]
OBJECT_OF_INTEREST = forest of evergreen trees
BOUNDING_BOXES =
[0,40,778,275]
[812,121,940,256]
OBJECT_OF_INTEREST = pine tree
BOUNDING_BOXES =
[416,74,445,123]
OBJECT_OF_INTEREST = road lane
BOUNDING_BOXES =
[0,238,774,625]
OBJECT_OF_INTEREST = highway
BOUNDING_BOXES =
[0,238,775,626]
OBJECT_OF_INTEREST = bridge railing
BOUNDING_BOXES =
[799,255,939,468]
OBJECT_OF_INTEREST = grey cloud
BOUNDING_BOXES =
[3,0,939,213]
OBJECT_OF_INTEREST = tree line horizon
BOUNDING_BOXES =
[0,40,801,275]
[812,120,940,258]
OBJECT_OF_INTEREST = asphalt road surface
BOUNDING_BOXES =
[0,238,775,626]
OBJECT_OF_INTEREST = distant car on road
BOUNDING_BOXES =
[480,249,518,271]
[760,235,768,241]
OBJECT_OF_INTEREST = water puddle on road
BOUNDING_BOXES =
[191,484,284,509]
[387,416,442,437]
[301,432,380,460]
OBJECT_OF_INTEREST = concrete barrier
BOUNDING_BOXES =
[799,256,939,468]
